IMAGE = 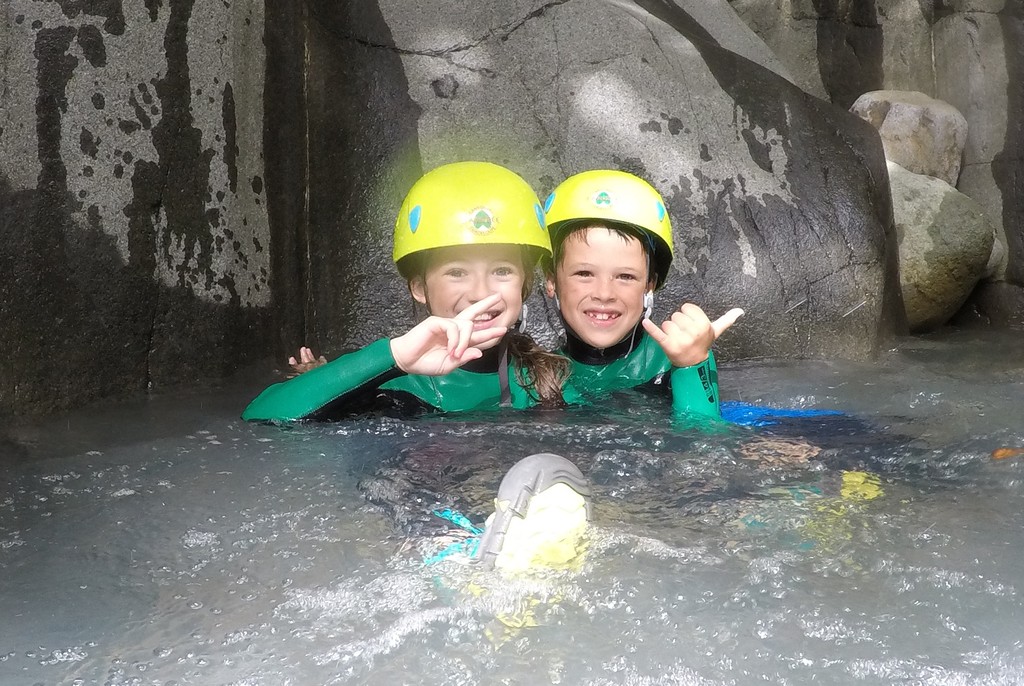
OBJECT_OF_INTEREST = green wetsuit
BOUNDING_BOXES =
[241,336,542,423]
[561,323,720,418]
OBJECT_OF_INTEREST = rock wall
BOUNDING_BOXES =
[730,0,1024,326]
[1,0,272,415]
[2,0,915,416]
[291,0,904,362]
[937,1,1024,323]
[726,0,935,107]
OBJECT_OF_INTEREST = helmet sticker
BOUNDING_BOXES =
[543,192,556,213]
[409,205,422,233]
[534,203,546,229]
[470,207,495,233]
[656,200,666,221]
[593,190,612,207]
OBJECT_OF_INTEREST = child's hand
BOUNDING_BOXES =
[642,304,743,367]
[390,293,508,375]
[286,346,327,377]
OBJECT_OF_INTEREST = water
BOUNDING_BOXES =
[2,329,1022,685]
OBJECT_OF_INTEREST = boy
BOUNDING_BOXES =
[543,170,743,418]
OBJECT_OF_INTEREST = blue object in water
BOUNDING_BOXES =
[721,401,845,427]
[423,536,481,566]
[432,508,483,535]
[422,508,485,565]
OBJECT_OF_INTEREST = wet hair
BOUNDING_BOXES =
[402,245,570,407]
[507,329,571,407]
[542,221,656,286]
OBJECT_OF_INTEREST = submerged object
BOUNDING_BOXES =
[992,447,1024,460]
[721,401,845,427]
[475,453,591,573]
[840,470,884,501]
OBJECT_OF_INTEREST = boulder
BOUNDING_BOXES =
[850,90,968,186]
[888,161,996,331]
[652,0,795,83]
[730,0,1024,325]
[298,0,906,361]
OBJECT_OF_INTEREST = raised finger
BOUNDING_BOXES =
[711,308,745,338]
[679,302,712,327]
[454,293,504,322]
[641,317,669,344]
[469,325,507,348]
[447,318,474,359]
[663,314,689,339]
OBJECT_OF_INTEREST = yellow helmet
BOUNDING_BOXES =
[544,170,674,288]
[393,161,552,278]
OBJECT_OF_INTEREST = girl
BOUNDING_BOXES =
[242,162,569,422]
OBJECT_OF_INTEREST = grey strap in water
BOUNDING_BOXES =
[474,453,591,569]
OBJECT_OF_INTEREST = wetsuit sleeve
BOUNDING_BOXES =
[669,350,720,418]
[241,338,406,422]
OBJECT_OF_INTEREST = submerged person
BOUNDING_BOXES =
[360,451,593,643]
[542,170,744,418]
[367,452,593,572]
[241,161,571,422]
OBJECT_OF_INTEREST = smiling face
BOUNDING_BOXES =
[546,225,654,350]
[409,243,527,350]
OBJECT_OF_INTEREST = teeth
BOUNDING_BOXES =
[587,312,617,321]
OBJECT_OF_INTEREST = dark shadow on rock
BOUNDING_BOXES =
[0,175,271,416]
[263,1,309,356]
[951,282,1024,327]
[956,1,1024,325]
[811,0,884,109]
[264,0,425,358]
[1,8,273,416]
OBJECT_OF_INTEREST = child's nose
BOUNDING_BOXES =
[467,276,491,302]
[592,278,616,301]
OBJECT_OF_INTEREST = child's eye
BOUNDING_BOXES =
[493,266,517,277]
[445,268,467,278]
[572,270,593,278]
[618,273,638,282]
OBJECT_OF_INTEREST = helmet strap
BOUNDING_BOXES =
[498,336,512,407]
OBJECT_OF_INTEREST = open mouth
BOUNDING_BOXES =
[584,309,621,326]
[472,310,504,327]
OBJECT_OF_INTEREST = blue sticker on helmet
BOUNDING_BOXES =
[534,203,545,229]
[543,192,555,213]
[656,200,666,221]
[409,205,422,233]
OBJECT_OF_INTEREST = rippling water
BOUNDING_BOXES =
[2,329,1022,685]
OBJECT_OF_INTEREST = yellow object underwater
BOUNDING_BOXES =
[490,482,589,574]
[840,470,883,501]
[474,453,591,574]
